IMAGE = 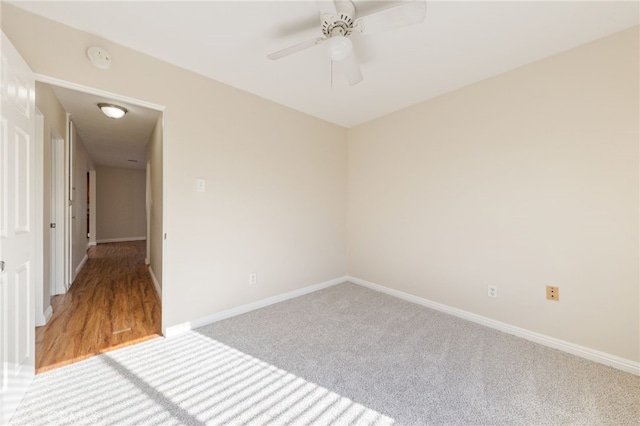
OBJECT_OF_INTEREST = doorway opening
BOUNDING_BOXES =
[34,78,165,372]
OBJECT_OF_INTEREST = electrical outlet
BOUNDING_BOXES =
[488,285,498,298]
[546,286,559,301]
[249,273,257,285]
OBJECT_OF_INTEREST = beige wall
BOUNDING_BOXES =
[35,82,66,312]
[9,4,636,364]
[96,166,146,242]
[146,116,163,291]
[348,27,639,362]
[36,84,95,303]
[1,4,348,330]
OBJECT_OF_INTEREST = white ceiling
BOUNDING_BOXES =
[14,0,640,129]
[50,85,160,170]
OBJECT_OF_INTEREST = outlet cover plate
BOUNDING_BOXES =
[546,286,559,301]
[488,285,498,298]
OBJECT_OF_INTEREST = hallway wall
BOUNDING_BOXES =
[96,166,147,243]
[71,126,94,276]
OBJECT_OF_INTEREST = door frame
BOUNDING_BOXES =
[145,162,151,265]
[88,169,96,247]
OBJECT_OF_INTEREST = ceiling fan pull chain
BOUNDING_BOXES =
[330,60,334,88]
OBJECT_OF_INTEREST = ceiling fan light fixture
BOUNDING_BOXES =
[326,35,353,61]
[98,103,127,119]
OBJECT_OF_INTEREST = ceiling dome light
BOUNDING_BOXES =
[326,35,353,61]
[98,103,127,119]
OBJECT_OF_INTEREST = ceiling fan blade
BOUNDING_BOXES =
[315,0,338,17]
[272,14,322,38]
[337,51,363,86]
[357,0,427,35]
[267,37,326,60]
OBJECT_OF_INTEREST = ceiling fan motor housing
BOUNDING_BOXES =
[322,0,357,37]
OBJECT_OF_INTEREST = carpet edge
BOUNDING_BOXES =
[164,276,348,338]
[348,275,640,376]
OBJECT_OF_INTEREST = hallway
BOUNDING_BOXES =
[35,241,161,373]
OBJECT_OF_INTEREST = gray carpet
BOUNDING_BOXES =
[11,329,392,425]
[197,283,639,425]
[11,283,640,425]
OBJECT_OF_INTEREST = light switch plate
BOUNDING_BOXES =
[196,178,206,192]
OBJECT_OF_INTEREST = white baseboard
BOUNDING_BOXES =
[88,241,97,247]
[35,303,52,327]
[149,266,161,300]
[348,276,639,376]
[35,312,46,327]
[74,254,89,280]
[165,276,348,338]
[43,304,53,323]
[97,237,146,244]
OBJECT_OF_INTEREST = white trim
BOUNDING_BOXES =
[35,310,47,328]
[348,276,640,376]
[88,242,97,247]
[43,305,53,324]
[74,253,89,280]
[149,266,161,300]
[97,237,146,244]
[65,115,72,290]
[34,74,166,112]
[145,162,151,269]
[165,276,348,338]
[160,110,167,344]
[88,169,96,247]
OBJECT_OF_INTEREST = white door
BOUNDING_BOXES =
[0,32,36,424]
[50,134,65,296]
[65,119,73,288]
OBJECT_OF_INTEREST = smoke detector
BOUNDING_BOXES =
[87,46,112,69]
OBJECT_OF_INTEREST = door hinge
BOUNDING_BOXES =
[50,223,56,228]
[0,261,4,272]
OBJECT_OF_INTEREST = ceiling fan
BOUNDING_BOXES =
[267,0,427,86]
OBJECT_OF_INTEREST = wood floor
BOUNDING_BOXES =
[35,241,161,373]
